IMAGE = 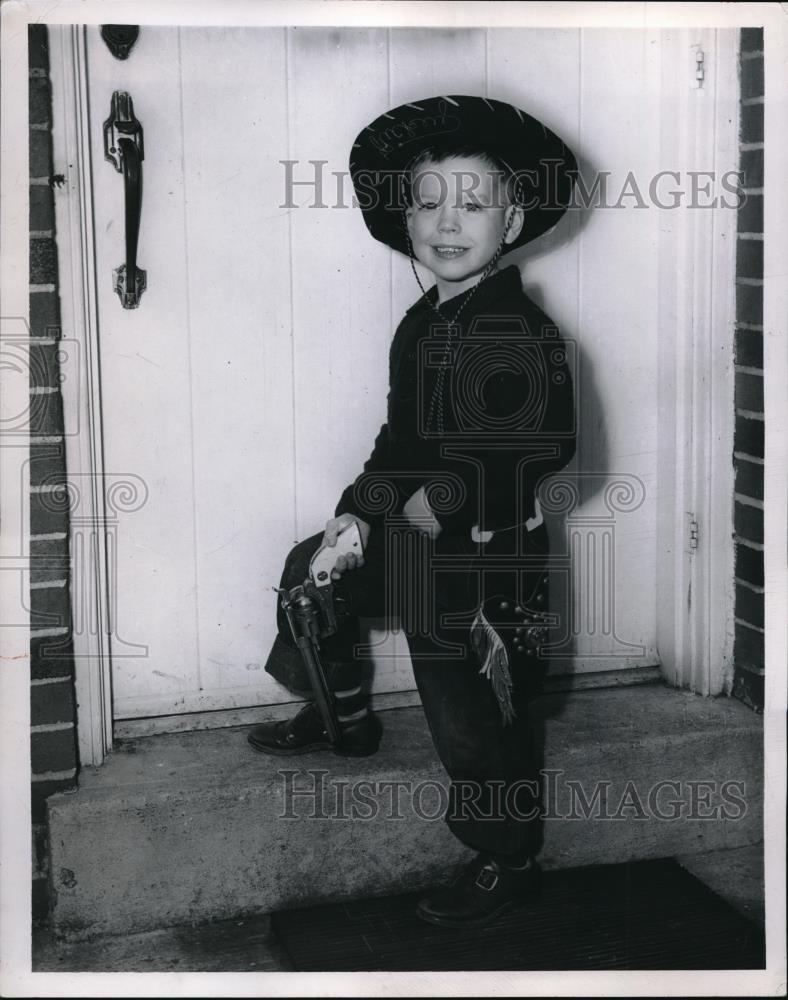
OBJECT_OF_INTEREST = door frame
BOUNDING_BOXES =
[654,27,740,697]
[49,25,739,765]
[50,25,114,766]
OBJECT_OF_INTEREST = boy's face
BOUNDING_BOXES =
[405,155,524,300]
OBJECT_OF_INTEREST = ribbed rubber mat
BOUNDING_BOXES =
[271,858,764,971]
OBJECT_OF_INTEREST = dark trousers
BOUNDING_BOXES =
[264,520,550,860]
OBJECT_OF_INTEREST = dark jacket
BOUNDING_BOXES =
[335,265,576,536]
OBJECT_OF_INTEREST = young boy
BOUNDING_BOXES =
[248,95,577,927]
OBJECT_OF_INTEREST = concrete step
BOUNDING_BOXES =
[47,684,763,939]
[33,844,764,971]
[34,913,291,972]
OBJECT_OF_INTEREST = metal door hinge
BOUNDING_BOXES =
[691,45,705,89]
[689,518,700,550]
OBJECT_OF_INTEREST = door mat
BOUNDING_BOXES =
[271,857,765,971]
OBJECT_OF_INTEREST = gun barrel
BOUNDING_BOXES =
[280,585,342,747]
[297,638,342,746]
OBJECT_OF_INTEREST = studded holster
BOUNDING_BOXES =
[471,525,554,711]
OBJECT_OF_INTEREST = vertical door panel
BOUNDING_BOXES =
[287,27,392,540]
[487,28,582,335]
[87,27,201,716]
[564,29,662,663]
[178,27,297,708]
[286,27,413,693]
[487,27,661,668]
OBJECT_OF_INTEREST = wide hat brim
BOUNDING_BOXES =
[349,95,577,256]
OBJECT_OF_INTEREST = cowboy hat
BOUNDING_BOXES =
[349,94,577,256]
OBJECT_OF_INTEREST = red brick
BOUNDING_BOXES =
[734,500,763,545]
[734,459,764,502]
[30,440,67,487]
[735,582,764,629]
[29,388,64,435]
[30,542,70,591]
[31,777,76,823]
[28,25,49,71]
[737,192,763,234]
[30,237,58,285]
[30,583,71,632]
[29,292,61,337]
[735,540,764,588]
[740,28,763,54]
[29,130,51,178]
[739,149,763,190]
[27,392,62,438]
[734,414,764,457]
[736,238,763,280]
[31,728,77,774]
[31,632,74,681]
[30,492,69,538]
[29,76,51,127]
[30,185,55,230]
[736,282,763,327]
[739,149,763,188]
[734,621,765,674]
[31,679,76,727]
[740,102,763,144]
[28,339,61,387]
[735,370,764,412]
[734,327,763,368]
[740,56,764,100]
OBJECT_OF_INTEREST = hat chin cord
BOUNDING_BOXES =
[400,202,516,327]
[399,202,517,437]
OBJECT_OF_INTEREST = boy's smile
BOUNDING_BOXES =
[405,155,524,303]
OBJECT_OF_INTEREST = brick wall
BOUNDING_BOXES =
[28,24,80,926]
[732,27,765,712]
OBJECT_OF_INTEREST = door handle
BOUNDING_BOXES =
[103,92,146,309]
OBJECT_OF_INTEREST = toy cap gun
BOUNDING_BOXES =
[276,521,364,748]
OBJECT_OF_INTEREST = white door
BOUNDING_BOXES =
[79,25,672,723]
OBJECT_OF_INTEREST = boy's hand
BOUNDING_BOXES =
[322,514,371,579]
[402,486,443,540]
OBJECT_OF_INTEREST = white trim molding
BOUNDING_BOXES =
[49,25,114,766]
[656,28,739,696]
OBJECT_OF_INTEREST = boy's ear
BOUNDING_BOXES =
[504,205,525,245]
